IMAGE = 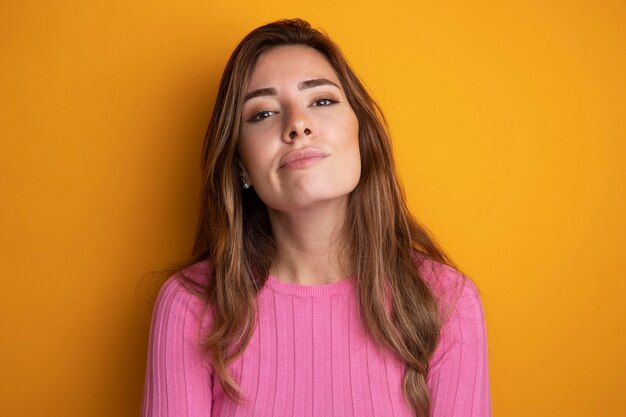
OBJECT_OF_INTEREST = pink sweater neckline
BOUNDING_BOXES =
[264,274,355,297]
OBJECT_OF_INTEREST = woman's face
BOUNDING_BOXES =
[238,45,361,212]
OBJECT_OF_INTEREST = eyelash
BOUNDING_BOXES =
[246,97,339,123]
[248,110,275,123]
[311,97,337,107]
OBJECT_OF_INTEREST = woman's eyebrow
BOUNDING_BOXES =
[298,78,341,91]
[243,78,341,103]
[244,87,277,103]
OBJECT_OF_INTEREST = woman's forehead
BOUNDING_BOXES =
[247,45,340,91]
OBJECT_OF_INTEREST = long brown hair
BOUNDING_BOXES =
[174,18,461,417]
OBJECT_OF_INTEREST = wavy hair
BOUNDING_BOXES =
[173,18,460,417]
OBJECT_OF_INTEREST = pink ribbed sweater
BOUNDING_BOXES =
[141,257,491,416]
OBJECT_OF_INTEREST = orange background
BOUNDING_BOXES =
[1,1,625,416]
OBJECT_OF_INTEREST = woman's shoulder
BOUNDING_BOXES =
[153,258,214,328]
[413,252,483,324]
[162,257,213,293]
[179,257,213,284]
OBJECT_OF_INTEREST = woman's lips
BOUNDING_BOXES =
[279,147,329,169]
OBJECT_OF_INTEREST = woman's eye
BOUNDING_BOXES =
[312,98,337,107]
[248,110,275,123]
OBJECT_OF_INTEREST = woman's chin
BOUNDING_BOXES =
[265,192,351,213]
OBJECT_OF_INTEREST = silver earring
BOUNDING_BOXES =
[241,175,250,189]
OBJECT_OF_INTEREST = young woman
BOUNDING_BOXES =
[141,18,491,417]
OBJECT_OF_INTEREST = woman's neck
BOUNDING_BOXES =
[267,199,352,285]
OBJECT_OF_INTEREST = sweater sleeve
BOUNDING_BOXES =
[425,264,492,417]
[141,275,213,417]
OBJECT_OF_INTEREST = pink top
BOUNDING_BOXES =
[141,257,491,416]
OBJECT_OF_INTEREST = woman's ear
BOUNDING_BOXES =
[238,158,252,186]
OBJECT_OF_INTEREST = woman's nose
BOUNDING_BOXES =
[288,128,311,139]
[283,107,313,142]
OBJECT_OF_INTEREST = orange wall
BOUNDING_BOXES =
[1,1,625,416]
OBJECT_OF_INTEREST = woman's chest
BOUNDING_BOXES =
[210,292,414,417]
